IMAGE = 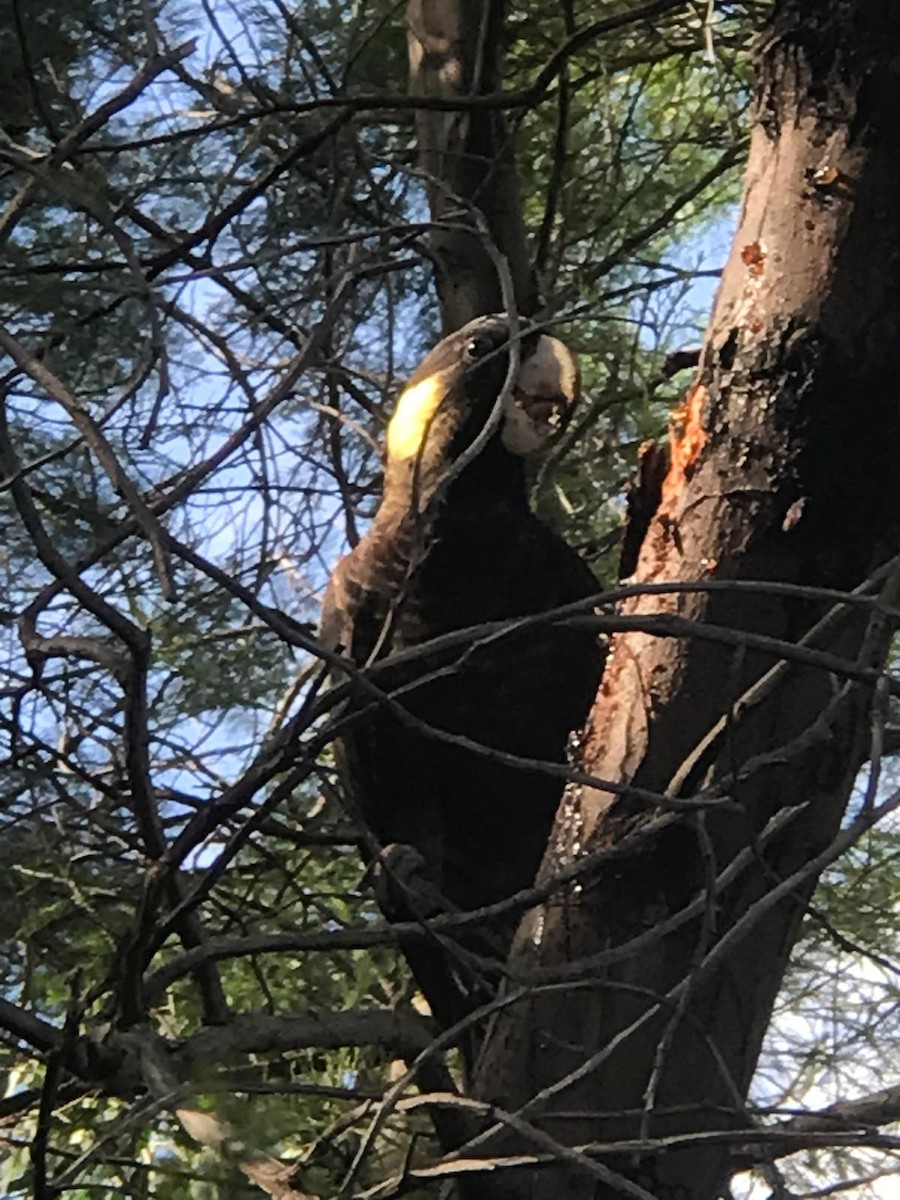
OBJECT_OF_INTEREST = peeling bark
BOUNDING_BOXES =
[472,3,900,1197]
[408,0,537,329]
[619,440,668,581]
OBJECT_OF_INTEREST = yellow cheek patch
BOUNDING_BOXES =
[386,373,446,460]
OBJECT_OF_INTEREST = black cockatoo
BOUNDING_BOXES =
[321,314,603,1029]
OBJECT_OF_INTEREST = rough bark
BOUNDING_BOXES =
[408,0,538,329]
[471,3,900,1197]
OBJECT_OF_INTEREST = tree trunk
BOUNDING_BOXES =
[471,2,900,1197]
[408,0,538,329]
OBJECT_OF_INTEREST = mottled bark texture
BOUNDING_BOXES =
[471,3,900,1198]
[408,0,538,329]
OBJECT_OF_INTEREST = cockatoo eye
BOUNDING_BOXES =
[465,334,496,361]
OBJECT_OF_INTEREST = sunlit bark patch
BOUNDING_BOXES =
[659,381,709,512]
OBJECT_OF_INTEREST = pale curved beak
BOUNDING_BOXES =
[501,334,581,456]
